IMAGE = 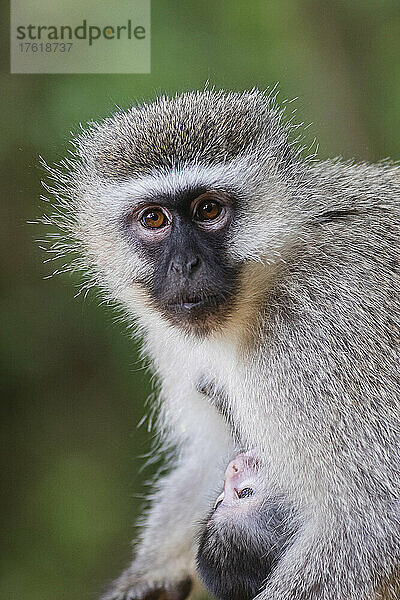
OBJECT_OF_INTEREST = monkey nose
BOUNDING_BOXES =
[223,451,258,495]
[168,255,201,277]
[223,457,245,494]
[225,452,253,478]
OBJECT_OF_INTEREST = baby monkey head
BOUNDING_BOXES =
[196,451,294,600]
[49,90,299,335]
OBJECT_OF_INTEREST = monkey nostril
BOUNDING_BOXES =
[187,256,200,272]
[170,261,181,274]
[168,256,200,277]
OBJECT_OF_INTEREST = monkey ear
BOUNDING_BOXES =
[142,578,192,600]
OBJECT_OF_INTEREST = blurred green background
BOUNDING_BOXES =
[2,1,400,599]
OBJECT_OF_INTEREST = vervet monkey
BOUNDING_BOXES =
[42,89,400,599]
[197,450,297,600]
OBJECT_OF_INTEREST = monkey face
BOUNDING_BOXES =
[124,186,242,334]
[214,450,260,513]
[65,91,299,336]
[72,158,290,337]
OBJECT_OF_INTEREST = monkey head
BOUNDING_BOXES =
[46,90,305,336]
[196,450,294,600]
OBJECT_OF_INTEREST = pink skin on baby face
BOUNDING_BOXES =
[214,449,260,512]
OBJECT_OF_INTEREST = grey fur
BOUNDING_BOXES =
[42,89,400,600]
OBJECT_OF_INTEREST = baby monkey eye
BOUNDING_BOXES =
[237,487,254,499]
[141,208,168,229]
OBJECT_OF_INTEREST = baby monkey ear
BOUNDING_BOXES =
[142,578,192,600]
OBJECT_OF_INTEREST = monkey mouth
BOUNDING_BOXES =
[167,295,218,312]
[158,291,234,334]
[182,300,204,310]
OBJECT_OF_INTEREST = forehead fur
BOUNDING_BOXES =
[77,89,288,180]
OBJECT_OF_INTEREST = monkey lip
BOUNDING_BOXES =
[182,300,205,310]
[167,296,218,312]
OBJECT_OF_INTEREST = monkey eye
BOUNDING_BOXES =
[237,487,254,499]
[191,191,230,229]
[140,207,168,229]
[194,199,222,222]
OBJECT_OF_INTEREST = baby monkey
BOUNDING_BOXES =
[196,451,297,600]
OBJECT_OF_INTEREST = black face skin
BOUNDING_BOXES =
[126,186,242,335]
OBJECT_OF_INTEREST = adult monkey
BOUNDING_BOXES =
[42,90,400,599]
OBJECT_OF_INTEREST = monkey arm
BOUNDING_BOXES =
[247,314,400,600]
[254,506,398,600]
[100,392,234,600]
[99,458,197,600]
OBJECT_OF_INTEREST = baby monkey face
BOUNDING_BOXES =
[214,450,261,513]
[197,448,296,600]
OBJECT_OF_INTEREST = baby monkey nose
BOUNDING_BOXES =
[223,450,258,496]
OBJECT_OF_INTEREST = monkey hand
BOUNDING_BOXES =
[98,432,226,600]
[99,566,192,600]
